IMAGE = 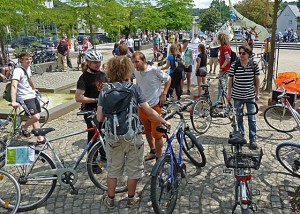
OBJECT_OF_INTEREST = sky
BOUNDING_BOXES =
[193,0,294,9]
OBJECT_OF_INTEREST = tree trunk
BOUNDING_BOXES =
[266,0,281,92]
[0,27,7,65]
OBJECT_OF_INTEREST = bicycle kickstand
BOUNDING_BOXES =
[69,182,78,195]
[180,163,193,185]
[232,203,238,214]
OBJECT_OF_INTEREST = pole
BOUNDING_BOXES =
[265,0,269,27]
[219,0,222,22]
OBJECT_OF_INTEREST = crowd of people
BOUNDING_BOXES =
[5,29,265,209]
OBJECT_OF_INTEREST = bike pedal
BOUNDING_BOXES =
[223,168,232,174]
[250,203,258,211]
[252,189,261,196]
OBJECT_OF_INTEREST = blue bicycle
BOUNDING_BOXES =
[150,101,207,214]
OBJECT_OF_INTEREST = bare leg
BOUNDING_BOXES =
[107,177,117,197]
[197,76,201,96]
[127,179,138,196]
[186,72,191,91]
[155,138,163,158]
[145,133,155,150]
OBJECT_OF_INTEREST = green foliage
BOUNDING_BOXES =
[234,0,274,27]
[198,8,220,32]
[210,0,230,23]
[156,0,194,31]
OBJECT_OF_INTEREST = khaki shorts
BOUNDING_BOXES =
[106,135,144,179]
[209,57,218,66]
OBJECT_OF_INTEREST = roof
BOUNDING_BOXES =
[287,5,300,17]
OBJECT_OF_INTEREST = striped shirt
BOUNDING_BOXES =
[229,60,259,100]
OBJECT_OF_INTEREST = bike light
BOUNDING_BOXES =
[236,175,251,182]
[4,200,9,208]
[0,174,3,180]
[241,200,248,205]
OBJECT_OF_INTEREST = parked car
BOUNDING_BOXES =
[233,30,243,41]
[76,35,91,45]
[96,34,113,44]
[42,36,59,48]
[11,36,38,49]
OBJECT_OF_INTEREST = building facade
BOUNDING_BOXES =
[277,5,300,34]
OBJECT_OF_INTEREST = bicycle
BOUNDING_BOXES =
[0,93,49,140]
[77,49,84,70]
[222,101,263,213]
[1,111,127,212]
[254,52,268,89]
[190,72,233,134]
[0,169,21,214]
[263,79,299,132]
[150,101,207,214]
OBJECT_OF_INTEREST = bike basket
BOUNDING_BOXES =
[222,147,263,169]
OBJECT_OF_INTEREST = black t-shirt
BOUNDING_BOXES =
[76,71,100,110]
[197,53,207,67]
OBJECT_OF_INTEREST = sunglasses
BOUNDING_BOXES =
[239,52,247,55]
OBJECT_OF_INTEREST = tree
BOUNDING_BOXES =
[0,0,45,63]
[210,0,230,24]
[198,8,220,32]
[266,0,282,92]
[234,0,274,27]
[156,0,194,31]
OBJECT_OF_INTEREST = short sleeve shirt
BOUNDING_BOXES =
[167,55,175,74]
[11,67,36,101]
[219,45,231,71]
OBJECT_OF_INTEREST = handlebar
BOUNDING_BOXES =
[77,110,96,117]
[164,100,194,121]
[282,79,295,87]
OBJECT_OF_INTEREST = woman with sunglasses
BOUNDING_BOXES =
[227,45,260,150]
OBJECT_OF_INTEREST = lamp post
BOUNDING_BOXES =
[219,0,222,22]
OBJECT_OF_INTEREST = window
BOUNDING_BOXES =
[289,20,293,25]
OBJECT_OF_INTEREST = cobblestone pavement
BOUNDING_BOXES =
[2,44,300,213]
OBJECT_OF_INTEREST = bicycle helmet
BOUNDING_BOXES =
[84,49,103,62]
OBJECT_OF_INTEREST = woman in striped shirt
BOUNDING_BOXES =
[227,45,260,150]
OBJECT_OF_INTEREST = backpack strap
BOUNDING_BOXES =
[16,66,30,80]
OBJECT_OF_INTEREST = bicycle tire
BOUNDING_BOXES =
[264,105,296,132]
[190,98,212,134]
[2,150,57,212]
[0,170,21,214]
[86,141,127,193]
[150,155,178,214]
[181,130,206,167]
[276,142,300,177]
[19,106,49,128]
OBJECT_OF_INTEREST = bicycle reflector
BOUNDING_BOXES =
[236,175,251,182]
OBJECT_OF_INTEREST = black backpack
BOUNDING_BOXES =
[57,40,68,55]
[173,54,185,73]
[230,49,237,65]
[101,82,144,141]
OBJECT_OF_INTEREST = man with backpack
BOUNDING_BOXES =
[227,45,260,150]
[132,51,171,161]
[96,56,171,209]
[56,35,69,72]
[10,52,45,144]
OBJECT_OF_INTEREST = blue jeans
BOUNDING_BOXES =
[233,98,257,142]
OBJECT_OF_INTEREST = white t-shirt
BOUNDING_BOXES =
[134,65,170,107]
[191,37,200,43]
[126,38,134,48]
[11,67,36,101]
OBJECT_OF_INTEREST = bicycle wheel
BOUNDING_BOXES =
[87,141,127,193]
[2,150,57,212]
[276,142,300,177]
[190,98,212,134]
[264,105,297,132]
[181,130,206,167]
[150,155,178,214]
[19,106,49,128]
[0,170,21,214]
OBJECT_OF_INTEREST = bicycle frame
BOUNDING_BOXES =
[278,96,300,127]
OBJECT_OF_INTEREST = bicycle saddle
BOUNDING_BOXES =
[31,127,55,136]
[228,133,247,146]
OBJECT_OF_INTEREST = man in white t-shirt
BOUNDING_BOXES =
[126,35,134,54]
[11,52,45,144]
[191,33,200,43]
[132,51,171,161]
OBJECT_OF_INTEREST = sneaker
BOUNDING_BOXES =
[249,139,258,150]
[144,152,156,161]
[187,90,191,95]
[100,192,114,209]
[127,195,140,208]
[21,129,31,138]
